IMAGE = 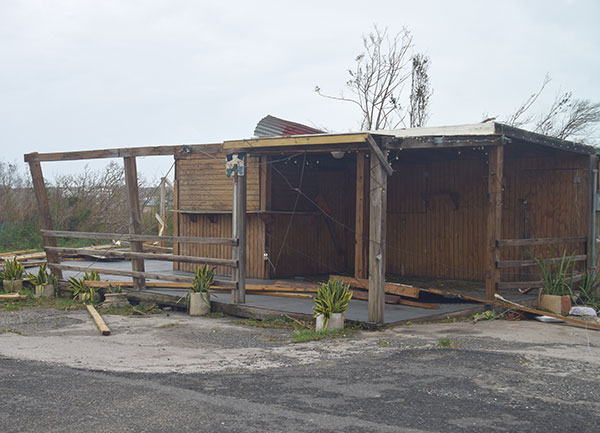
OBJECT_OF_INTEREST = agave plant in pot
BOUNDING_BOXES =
[532,251,574,315]
[189,264,214,316]
[313,279,353,331]
[2,257,25,292]
[26,263,57,297]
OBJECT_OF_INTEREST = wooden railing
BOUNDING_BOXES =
[41,230,239,288]
[495,236,587,290]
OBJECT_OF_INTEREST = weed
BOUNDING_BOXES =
[291,327,358,343]
[379,340,390,347]
[471,310,499,322]
[101,304,161,316]
[236,317,309,331]
[155,322,180,329]
[206,312,225,319]
[404,321,413,325]
[0,328,24,335]
[0,293,83,312]
[436,337,454,348]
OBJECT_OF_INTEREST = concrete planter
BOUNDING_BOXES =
[102,293,129,307]
[35,284,54,298]
[315,313,345,331]
[539,294,572,315]
[189,292,210,316]
[3,279,23,292]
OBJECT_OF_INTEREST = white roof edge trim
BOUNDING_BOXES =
[374,122,497,138]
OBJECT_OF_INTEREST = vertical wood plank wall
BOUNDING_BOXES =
[174,154,264,277]
[174,143,590,284]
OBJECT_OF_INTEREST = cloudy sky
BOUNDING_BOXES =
[1,0,599,180]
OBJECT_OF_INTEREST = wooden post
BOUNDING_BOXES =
[123,156,146,290]
[587,155,598,273]
[173,177,180,269]
[355,151,369,279]
[260,155,272,279]
[368,150,387,324]
[232,155,247,303]
[27,158,62,279]
[485,145,504,300]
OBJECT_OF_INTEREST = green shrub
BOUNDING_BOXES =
[2,257,25,280]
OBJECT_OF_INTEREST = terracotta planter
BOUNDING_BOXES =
[539,294,572,315]
[315,313,345,331]
[189,292,210,316]
[35,284,54,297]
[3,279,23,292]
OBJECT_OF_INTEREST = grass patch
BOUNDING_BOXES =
[471,310,500,322]
[236,317,309,331]
[0,328,24,335]
[436,337,454,348]
[206,311,225,318]
[379,340,390,347]
[100,304,162,316]
[291,327,358,343]
[0,291,83,312]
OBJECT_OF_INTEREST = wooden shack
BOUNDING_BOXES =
[25,121,598,324]
[173,122,598,321]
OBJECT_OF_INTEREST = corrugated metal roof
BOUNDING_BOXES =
[253,115,324,138]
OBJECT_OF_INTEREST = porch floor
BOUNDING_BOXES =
[58,259,537,325]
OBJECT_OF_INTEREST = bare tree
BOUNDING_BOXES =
[507,75,600,143]
[316,26,429,130]
[409,53,432,128]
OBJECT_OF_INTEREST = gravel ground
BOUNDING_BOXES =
[1,306,599,432]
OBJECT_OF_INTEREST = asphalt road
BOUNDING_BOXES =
[1,308,599,432]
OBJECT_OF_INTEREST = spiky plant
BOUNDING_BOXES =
[313,279,353,329]
[69,270,100,303]
[2,257,25,281]
[26,263,50,286]
[531,250,575,296]
[190,265,215,294]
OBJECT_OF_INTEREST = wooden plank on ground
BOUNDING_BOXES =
[329,275,420,299]
[0,249,37,257]
[349,289,437,309]
[0,293,28,300]
[85,304,111,336]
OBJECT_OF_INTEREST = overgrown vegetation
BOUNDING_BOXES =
[436,337,454,348]
[0,160,171,252]
[0,289,83,311]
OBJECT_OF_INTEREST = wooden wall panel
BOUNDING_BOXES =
[177,214,266,278]
[177,154,260,211]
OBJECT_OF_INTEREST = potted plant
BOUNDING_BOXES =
[532,251,574,314]
[26,263,56,297]
[102,284,129,307]
[69,270,101,303]
[2,257,25,292]
[313,279,353,331]
[189,264,214,316]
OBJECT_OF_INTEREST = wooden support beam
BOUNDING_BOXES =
[485,145,503,300]
[366,135,393,176]
[354,151,369,279]
[232,155,247,303]
[41,229,237,246]
[27,160,63,279]
[260,156,272,279]
[86,304,111,336]
[123,156,145,290]
[173,178,180,269]
[368,151,387,323]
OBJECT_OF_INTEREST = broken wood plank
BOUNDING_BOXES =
[0,249,37,257]
[0,293,28,300]
[85,304,111,336]
[329,275,420,299]
[349,289,437,309]
[246,291,313,299]
[494,294,600,331]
